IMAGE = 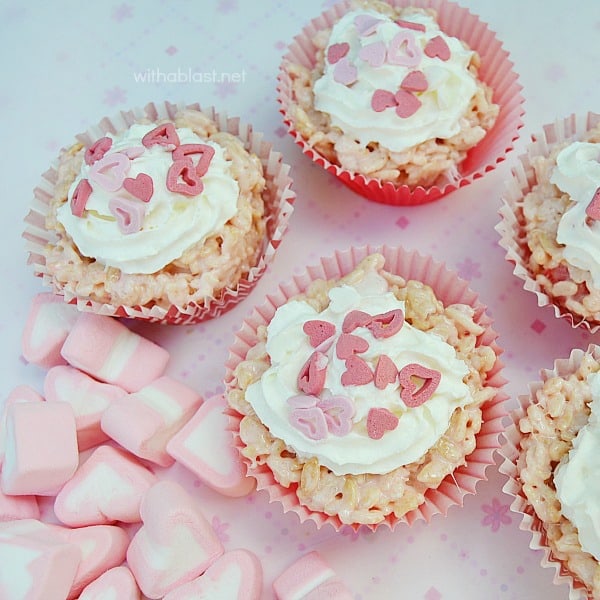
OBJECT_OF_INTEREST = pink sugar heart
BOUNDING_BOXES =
[366,407,398,440]
[287,394,318,410]
[172,143,215,177]
[336,333,369,360]
[297,351,328,396]
[371,89,397,113]
[387,30,422,68]
[341,356,373,387]
[354,14,382,36]
[318,395,354,437]
[342,310,372,334]
[166,159,204,196]
[108,197,146,235]
[400,70,428,92]
[88,152,130,192]
[289,406,328,441]
[84,137,113,166]
[374,354,398,390]
[303,319,336,348]
[122,146,145,160]
[394,89,422,118]
[327,42,350,65]
[398,363,441,408]
[333,57,357,86]
[424,35,451,61]
[395,19,426,32]
[358,41,386,67]
[70,179,92,217]
[141,123,180,149]
[367,309,404,339]
[586,187,600,221]
[123,173,154,203]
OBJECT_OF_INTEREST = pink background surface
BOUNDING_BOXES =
[1,1,599,598]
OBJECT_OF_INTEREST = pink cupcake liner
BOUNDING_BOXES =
[225,244,507,531]
[23,101,296,325]
[500,344,600,600]
[277,0,524,206]
[496,111,600,333]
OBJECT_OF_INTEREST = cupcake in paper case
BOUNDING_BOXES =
[24,101,295,325]
[500,345,600,599]
[277,0,524,205]
[225,246,506,531]
[497,112,600,332]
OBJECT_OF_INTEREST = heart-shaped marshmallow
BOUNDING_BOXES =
[141,123,180,149]
[367,407,399,440]
[108,196,146,234]
[70,179,92,217]
[84,137,113,166]
[387,30,422,68]
[424,35,451,61]
[167,159,204,196]
[318,395,354,437]
[394,89,422,118]
[374,354,398,390]
[586,187,600,220]
[77,566,140,600]
[367,309,404,339]
[336,333,369,359]
[303,319,336,348]
[342,310,372,333]
[341,355,373,386]
[172,143,215,177]
[297,351,328,395]
[358,41,386,67]
[398,363,441,408]
[327,42,350,64]
[123,173,154,202]
[88,152,130,192]
[333,57,358,86]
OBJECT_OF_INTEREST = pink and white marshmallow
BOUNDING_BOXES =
[60,312,170,392]
[78,565,141,600]
[166,394,254,497]
[0,487,40,522]
[101,376,202,467]
[127,480,224,599]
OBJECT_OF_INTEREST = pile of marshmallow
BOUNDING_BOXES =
[0,293,353,599]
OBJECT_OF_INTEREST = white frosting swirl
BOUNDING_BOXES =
[245,274,471,476]
[553,141,600,286]
[57,123,239,274]
[313,10,478,153]
[554,371,600,561]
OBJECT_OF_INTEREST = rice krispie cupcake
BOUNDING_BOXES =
[278,0,524,205]
[501,345,600,599]
[226,246,506,530]
[498,112,600,332]
[24,102,295,324]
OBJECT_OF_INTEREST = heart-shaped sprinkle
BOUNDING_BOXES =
[327,42,350,65]
[303,320,336,348]
[367,309,404,339]
[141,123,180,149]
[586,187,600,221]
[400,70,428,92]
[367,407,398,440]
[297,351,328,395]
[387,31,422,68]
[122,146,145,160]
[358,41,386,67]
[166,159,204,196]
[371,89,398,113]
[424,35,450,61]
[395,19,426,32]
[374,354,398,390]
[172,144,215,177]
[287,394,318,409]
[289,406,328,441]
[336,333,369,360]
[318,395,354,437]
[123,173,154,203]
[394,89,422,118]
[398,363,441,408]
[84,137,113,166]
[70,179,92,217]
[88,152,130,192]
[108,197,146,235]
[354,14,382,36]
[342,310,372,334]
[341,356,373,387]
[333,57,358,86]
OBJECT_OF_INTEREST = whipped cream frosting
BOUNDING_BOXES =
[245,273,471,476]
[313,9,478,153]
[553,141,600,286]
[57,123,239,275]
[554,371,600,561]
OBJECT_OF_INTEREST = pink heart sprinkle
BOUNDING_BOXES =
[84,137,113,166]
[297,351,328,396]
[166,159,204,196]
[367,407,398,440]
[341,356,373,387]
[123,173,154,203]
[396,19,426,32]
[371,89,398,113]
[387,31,422,68]
[586,187,600,221]
[400,70,428,92]
[327,42,350,65]
[354,14,382,36]
[424,35,451,61]
[303,320,336,348]
[394,89,422,118]
[88,152,130,192]
[318,395,355,437]
[287,394,318,409]
[172,144,215,177]
[141,123,181,149]
[367,309,404,339]
[333,57,357,86]
[358,41,386,67]
[70,179,92,217]
[398,363,441,408]
[122,146,145,160]
[289,407,328,441]
[342,310,372,334]
[108,196,146,235]
[336,333,369,360]
[374,354,398,390]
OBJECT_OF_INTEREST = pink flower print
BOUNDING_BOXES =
[111,3,132,21]
[456,257,482,280]
[211,516,230,543]
[481,497,512,532]
[103,86,127,107]
[217,0,238,13]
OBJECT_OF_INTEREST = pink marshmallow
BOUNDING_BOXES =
[21,292,79,369]
[166,394,254,497]
[60,312,170,392]
[44,365,126,451]
[0,486,39,521]
[127,480,224,599]
[163,549,263,600]
[101,376,203,467]
[0,519,81,600]
[273,551,353,600]
[54,444,156,527]
[1,401,78,496]
[78,566,141,600]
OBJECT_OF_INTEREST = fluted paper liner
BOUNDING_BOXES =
[277,0,524,206]
[225,245,507,531]
[23,101,295,325]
